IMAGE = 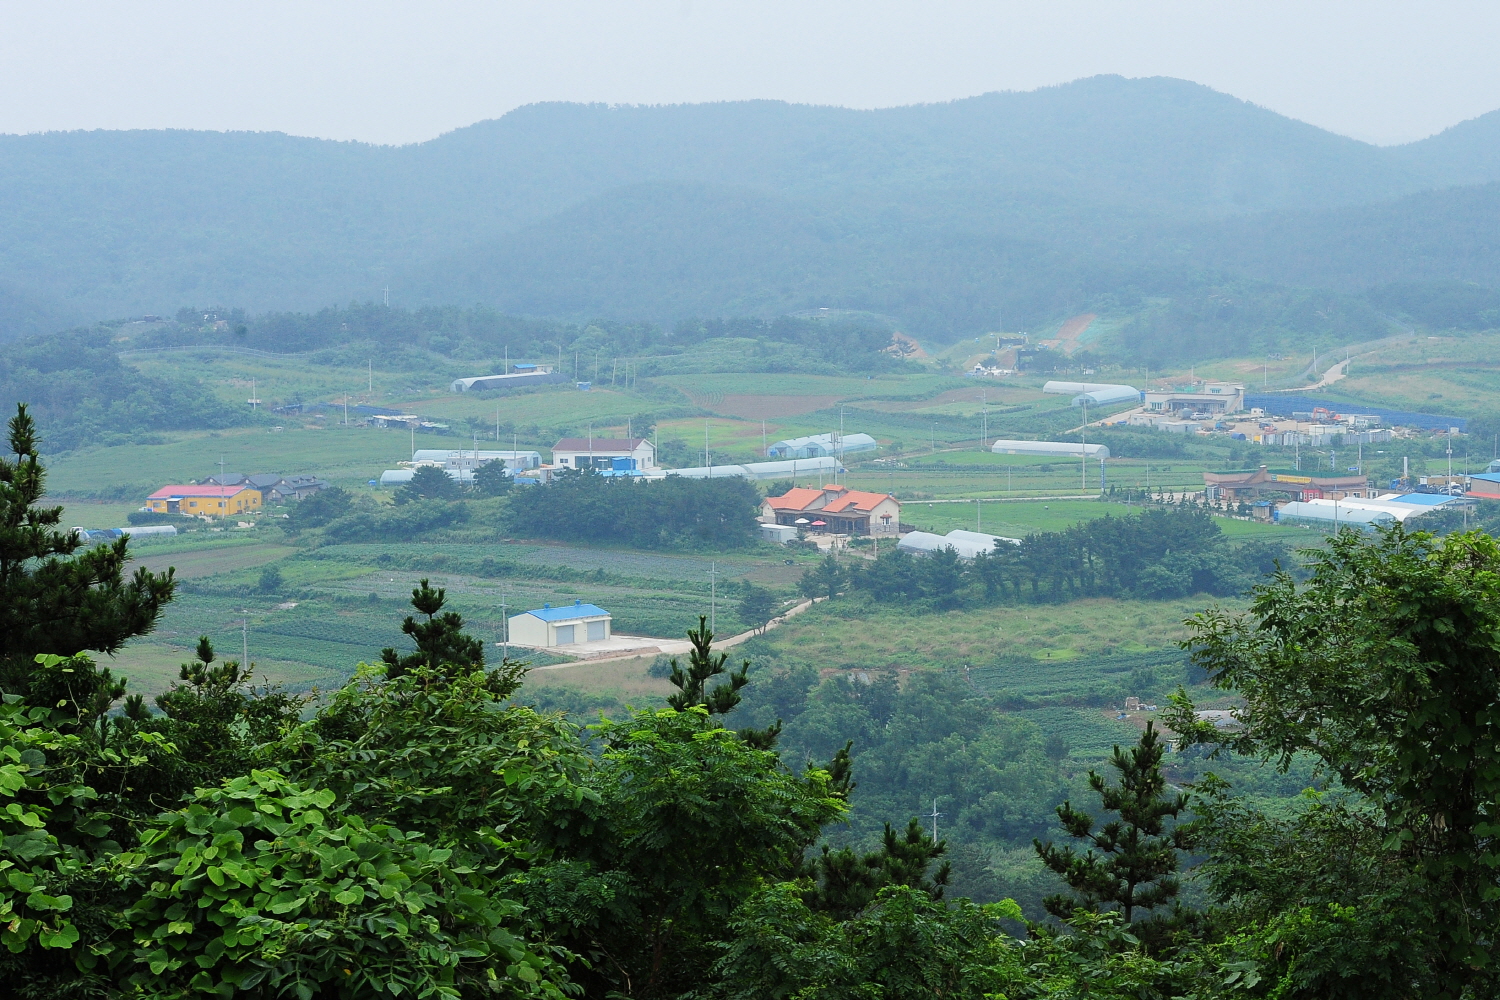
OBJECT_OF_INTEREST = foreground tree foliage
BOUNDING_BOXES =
[0,403,175,697]
[1172,523,1500,999]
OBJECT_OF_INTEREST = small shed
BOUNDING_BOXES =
[508,600,612,648]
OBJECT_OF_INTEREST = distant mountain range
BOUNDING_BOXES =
[6,74,1500,354]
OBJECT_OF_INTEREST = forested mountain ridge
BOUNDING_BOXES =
[5,74,1500,345]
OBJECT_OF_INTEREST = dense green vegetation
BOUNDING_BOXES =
[508,471,762,549]
[842,506,1288,607]
[0,329,247,452]
[283,471,763,551]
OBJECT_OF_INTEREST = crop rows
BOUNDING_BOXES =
[1008,707,1142,758]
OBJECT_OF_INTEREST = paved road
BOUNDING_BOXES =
[529,596,825,671]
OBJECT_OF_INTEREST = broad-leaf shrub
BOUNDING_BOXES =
[110,769,571,999]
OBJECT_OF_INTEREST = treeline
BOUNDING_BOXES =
[508,469,762,548]
[1111,281,1388,366]
[735,665,1069,847]
[145,304,914,375]
[288,468,763,550]
[0,328,246,452]
[823,508,1288,607]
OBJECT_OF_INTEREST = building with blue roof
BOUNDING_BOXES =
[1469,472,1500,500]
[508,599,612,648]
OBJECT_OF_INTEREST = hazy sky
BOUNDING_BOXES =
[3,1,1499,146]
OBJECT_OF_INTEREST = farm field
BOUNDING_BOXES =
[43,423,465,498]
[1320,334,1500,414]
[744,596,1218,675]
[100,524,819,696]
[126,349,443,411]
[129,539,295,579]
[522,655,676,710]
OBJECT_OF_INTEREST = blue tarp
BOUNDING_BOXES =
[1245,394,1466,432]
[1391,493,1455,506]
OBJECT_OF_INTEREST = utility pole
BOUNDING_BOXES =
[1081,399,1088,493]
[709,561,717,632]
[979,389,987,449]
[929,798,943,841]
[383,286,389,307]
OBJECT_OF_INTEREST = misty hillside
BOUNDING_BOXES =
[5,73,1500,346]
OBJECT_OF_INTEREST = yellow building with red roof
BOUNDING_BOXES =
[761,484,900,536]
[145,484,262,517]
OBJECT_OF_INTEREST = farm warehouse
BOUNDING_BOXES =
[508,600,612,648]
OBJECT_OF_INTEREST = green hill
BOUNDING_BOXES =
[3,74,1500,346]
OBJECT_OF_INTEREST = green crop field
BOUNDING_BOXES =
[43,424,466,498]
[746,596,1217,675]
[99,523,822,697]
[1010,707,1145,758]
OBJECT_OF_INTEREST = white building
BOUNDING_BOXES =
[507,600,612,648]
[413,449,542,472]
[897,528,1020,559]
[991,440,1110,459]
[766,433,878,458]
[451,365,566,392]
[551,437,656,471]
[1142,382,1246,418]
[652,457,840,481]
[1042,381,1141,407]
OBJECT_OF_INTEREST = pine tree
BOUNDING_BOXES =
[665,616,788,747]
[381,578,485,678]
[1034,721,1195,942]
[394,465,461,505]
[804,817,951,920]
[0,402,176,707]
[666,615,749,714]
[472,459,512,496]
[799,554,848,600]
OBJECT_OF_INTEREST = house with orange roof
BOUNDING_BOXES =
[761,484,900,536]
